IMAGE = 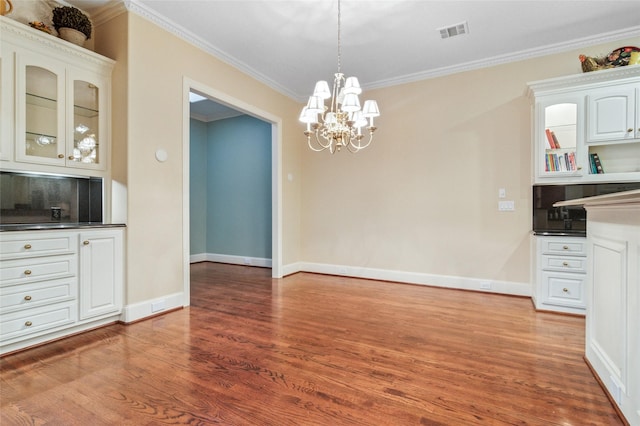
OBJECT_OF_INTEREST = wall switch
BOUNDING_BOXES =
[498,201,515,211]
[498,188,506,198]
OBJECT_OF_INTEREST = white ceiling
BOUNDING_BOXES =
[67,0,640,115]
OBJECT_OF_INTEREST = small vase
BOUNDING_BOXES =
[58,27,87,46]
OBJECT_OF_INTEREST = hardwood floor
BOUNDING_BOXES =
[1,262,622,425]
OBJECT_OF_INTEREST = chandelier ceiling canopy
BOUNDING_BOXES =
[299,0,380,154]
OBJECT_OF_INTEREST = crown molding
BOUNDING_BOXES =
[90,1,128,27]
[109,1,640,101]
[123,0,299,101]
[0,16,115,69]
[366,26,640,91]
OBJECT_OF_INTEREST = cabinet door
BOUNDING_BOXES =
[535,95,585,181]
[15,51,66,166]
[66,69,108,170]
[0,46,13,161]
[587,85,636,143]
[79,230,123,320]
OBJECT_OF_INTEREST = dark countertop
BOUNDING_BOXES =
[0,223,126,232]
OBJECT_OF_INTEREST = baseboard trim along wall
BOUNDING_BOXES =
[286,262,531,297]
[190,253,272,268]
[121,292,184,323]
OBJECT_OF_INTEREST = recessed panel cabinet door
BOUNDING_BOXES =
[587,85,637,143]
[79,230,123,320]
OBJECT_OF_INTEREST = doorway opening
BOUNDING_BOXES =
[182,78,283,307]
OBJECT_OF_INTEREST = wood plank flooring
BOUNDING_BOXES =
[1,262,623,425]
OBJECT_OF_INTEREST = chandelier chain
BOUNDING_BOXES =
[337,0,341,73]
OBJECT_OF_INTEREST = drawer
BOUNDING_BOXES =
[0,278,77,313]
[0,232,77,260]
[0,301,76,342]
[541,271,585,308]
[541,255,587,273]
[0,255,77,286]
[540,237,586,256]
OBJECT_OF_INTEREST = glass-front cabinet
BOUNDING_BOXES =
[536,96,584,181]
[0,47,13,161]
[529,67,640,184]
[15,52,107,170]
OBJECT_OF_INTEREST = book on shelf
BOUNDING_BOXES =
[590,153,605,174]
[545,151,577,172]
[545,129,561,149]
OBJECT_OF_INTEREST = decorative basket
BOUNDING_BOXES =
[58,27,87,46]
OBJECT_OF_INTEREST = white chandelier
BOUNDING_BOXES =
[299,0,380,154]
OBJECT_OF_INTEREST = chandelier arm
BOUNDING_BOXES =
[348,131,374,152]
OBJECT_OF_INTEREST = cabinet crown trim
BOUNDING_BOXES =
[527,66,640,98]
[0,17,115,69]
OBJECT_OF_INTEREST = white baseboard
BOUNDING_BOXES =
[121,292,184,323]
[283,262,531,297]
[190,252,272,268]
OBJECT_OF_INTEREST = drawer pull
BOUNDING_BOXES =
[83,240,90,245]
[562,262,569,266]
[562,245,569,250]
[57,154,64,159]
[24,295,32,301]
[25,321,33,327]
[24,244,32,250]
[24,270,32,275]
[563,288,569,293]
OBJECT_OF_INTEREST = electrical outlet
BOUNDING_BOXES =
[498,188,506,198]
[244,258,251,265]
[151,300,165,313]
[480,281,491,290]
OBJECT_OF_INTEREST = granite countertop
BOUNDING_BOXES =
[0,223,126,232]
[554,189,640,208]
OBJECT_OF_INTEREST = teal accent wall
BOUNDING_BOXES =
[189,115,272,259]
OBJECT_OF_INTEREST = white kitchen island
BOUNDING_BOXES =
[555,190,640,426]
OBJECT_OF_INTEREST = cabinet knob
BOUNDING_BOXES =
[24,244,32,250]
[562,245,569,250]
[562,262,569,266]
[83,240,90,245]
[57,154,64,159]
[24,295,32,301]
[25,321,33,327]
[68,155,75,160]
[24,269,32,275]
[627,128,633,133]
[562,288,569,293]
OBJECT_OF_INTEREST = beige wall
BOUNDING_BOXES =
[301,37,640,286]
[97,12,302,306]
[95,10,638,305]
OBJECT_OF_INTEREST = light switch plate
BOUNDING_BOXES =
[498,201,515,211]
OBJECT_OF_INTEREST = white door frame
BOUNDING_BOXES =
[182,77,283,306]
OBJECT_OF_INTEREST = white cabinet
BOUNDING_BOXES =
[0,45,13,161]
[579,195,640,426]
[587,84,639,142]
[532,235,586,315]
[79,230,123,320]
[0,17,114,176]
[528,66,640,184]
[0,228,124,355]
[0,231,78,349]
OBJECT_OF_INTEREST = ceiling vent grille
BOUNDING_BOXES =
[439,21,469,39]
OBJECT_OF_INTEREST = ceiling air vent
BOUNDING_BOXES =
[439,21,469,39]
